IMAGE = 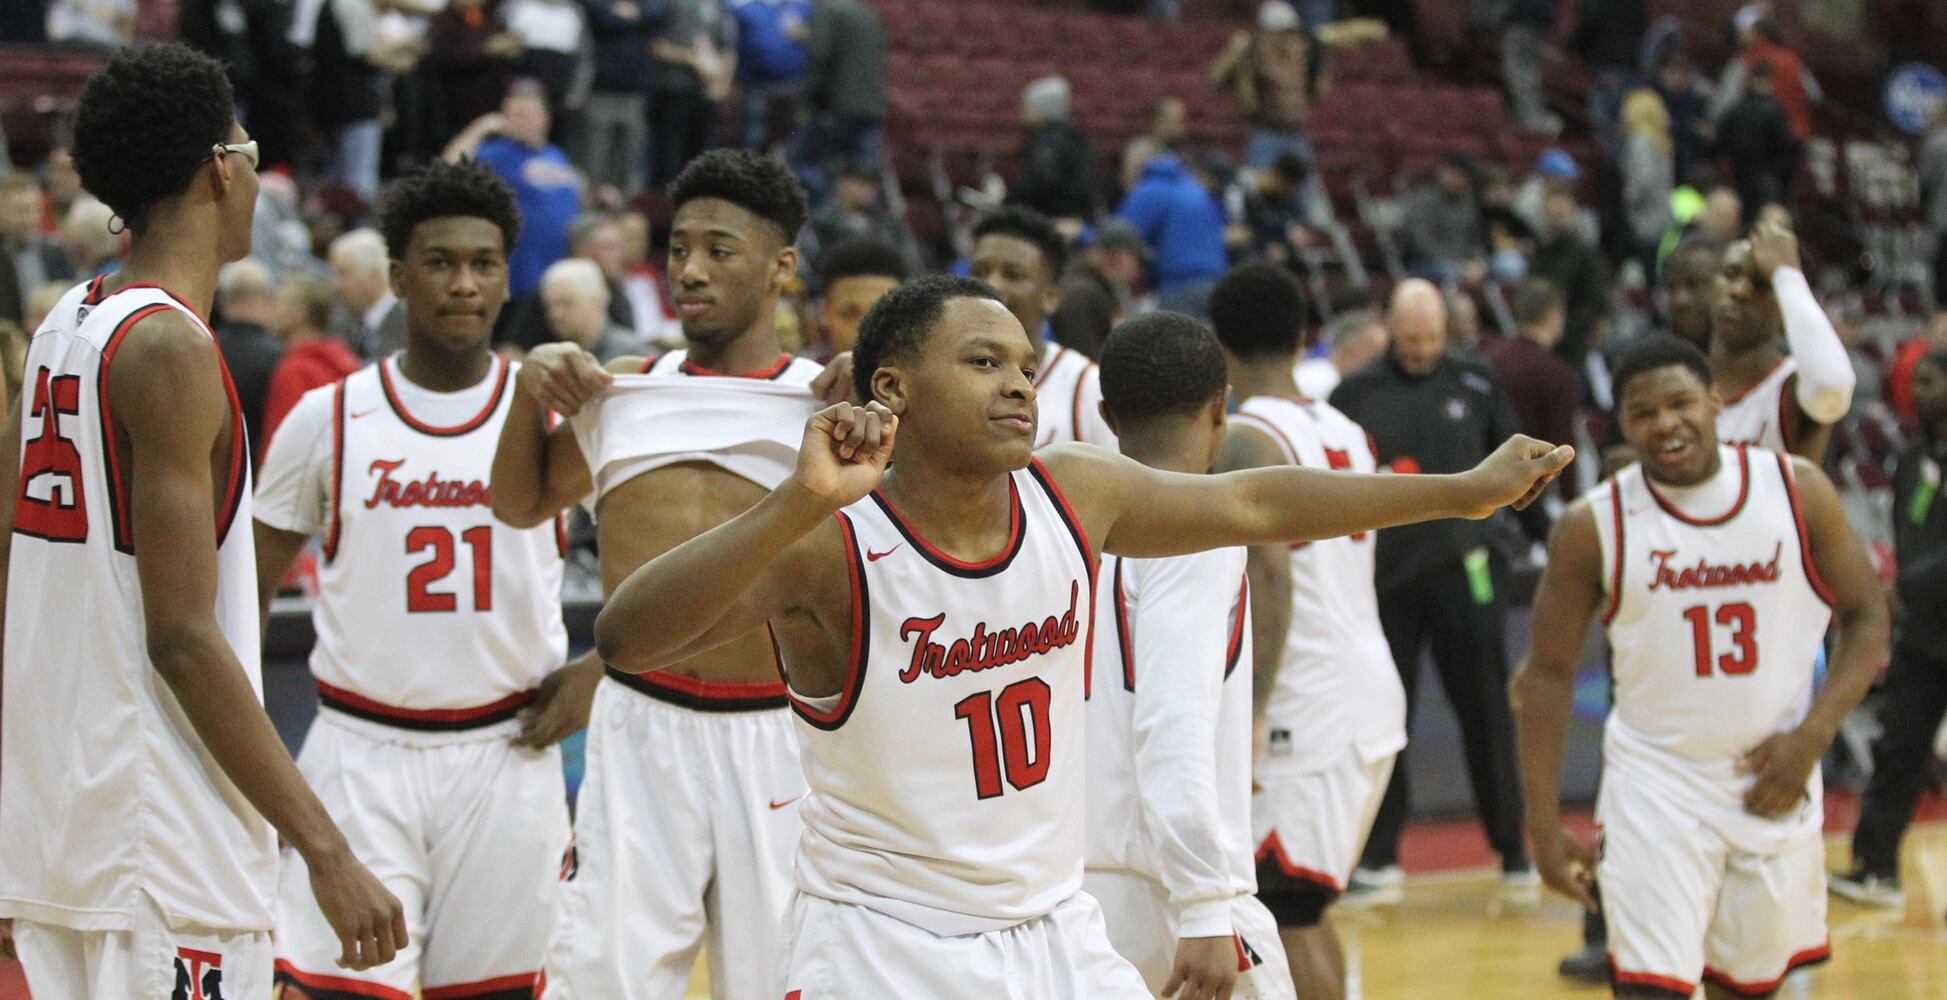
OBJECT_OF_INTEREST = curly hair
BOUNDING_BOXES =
[70,44,235,231]
[668,149,809,244]
[1610,334,1712,408]
[818,236,909,292]
[970,205,1067,278]
[1099,312,1228,425]
[1208,261,1307,360]
[852,274,1002,402]
[379,159,521,260]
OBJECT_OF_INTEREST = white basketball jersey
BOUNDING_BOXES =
[785,458,1096,935]
[1033,344,1117,450]
[1717,356,1798,454]
[1231,395,1408,774]
[1,280,276,932]
[571,348,822,501]
[1085,548,1257,907]
[1593,445,1833,849]
[310,355,567,727]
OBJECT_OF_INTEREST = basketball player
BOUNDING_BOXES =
[1710,221,1854,460]
[0,45,402,995]
[969,206,1117,449]
[593,274,1571,995]
[1514,336,1888,1000]
[490,150,828,1000]
[1207,264,1405,1000]
[1082,312,1296,1000]
[252,160,573,998]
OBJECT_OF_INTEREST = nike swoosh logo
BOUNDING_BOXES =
[769,794,803,810]
[350,408,381,420]
[866,544,902,562]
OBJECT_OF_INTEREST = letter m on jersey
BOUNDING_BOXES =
[15,366,88,542]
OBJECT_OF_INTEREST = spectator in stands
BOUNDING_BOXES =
[60,197,120,280]
[41,148,83,226]
[326,228,405,358]
[1889,310,1947,425]
[1211,1,1315,173]
[1653,49,1714,183]
[804,159,920,279]
[1330,279,1536,893]
[1013,76,1101,229]
[579,0,662,196]
[649,0,735,187]
[262,273,360,452]
[501,0,592,143]
[1618,89,1676,275]
[1480,165,1536,284]
[1714,16,1820,141]
[806,236,905,362]
[616,208,682,344]
[428,0,523,145]
[1497,0,1565,136]
[1715,61,1800,224]
[0,173,72,326]
[1831,348,1947,910]
[295,0,387,204]
[1920,100,1947,309]
[1567,0,1646,146]
[1482,278,1578,461]
[1228,153,1320,266]
[1447,289,1482,350]
[1530,188,1609,365]
[1513,148,1596,246]
[1053,220,1149,359]
[1697,184,1743,245]
[1121,98,1189,196]
[446,85,581,301]
[213,258,285,466]
[1296,308,1385,399]
[542,257,644,362]
[799,0,887,195]
[45,0,133,48]
[505,209,641,349]
[1119,152,1230,316]
[731,0,811,152]
[1399,154,1485,283]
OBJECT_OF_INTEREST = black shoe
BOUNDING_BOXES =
[1557,942,1608,984]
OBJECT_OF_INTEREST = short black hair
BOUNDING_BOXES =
[379,159,521,260]
[819,237,909,292]
[1208,261,1306,359]
[668,149,809,244]
[852,274,1002,401]
[971,205,1068,277]
[1512,277,1564,327]
[1099,312,1228,425]
[1611,334,1713,407]
[71,44,235,231]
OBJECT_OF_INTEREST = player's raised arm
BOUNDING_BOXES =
[594,401,895,671]
[1751,222,1855,433]
[1041,433,1573,560]
[490,342,615,528]
[1737,456,1889,819]
[1508,499,1605,911]
[113,314,406,970]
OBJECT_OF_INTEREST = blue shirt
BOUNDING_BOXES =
[1117,155,1229,291]
[731,0,809,84]
[475,136,582,298]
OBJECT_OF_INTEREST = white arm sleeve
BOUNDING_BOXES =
[1126,551,1243,939]
[1772,266,1855,425]
[253,383,336,536]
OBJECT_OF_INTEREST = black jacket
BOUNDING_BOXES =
[215,321,285,464]
[584,0,666,94]
[1013,122,1099,222]
[1893,434,1947,658]
[804,0,886,120]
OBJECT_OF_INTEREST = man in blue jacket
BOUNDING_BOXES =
[731,0,811,152]
[1118,153,1230,317]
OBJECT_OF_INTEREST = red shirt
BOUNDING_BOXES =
[1746,40,1814,140]
[260,338,362,462]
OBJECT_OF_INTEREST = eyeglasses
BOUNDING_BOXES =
[208,140,261,171]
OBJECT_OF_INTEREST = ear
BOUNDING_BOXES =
[389,257,408,299]
[1211,386,1232,428]
[870,365,909,415]
[207,148,235,199]
[773,243,799,291]
[1041,280,1062,319]
[1098,399,1119,435]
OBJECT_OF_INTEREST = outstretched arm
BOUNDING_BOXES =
[1510,499,1605,910]
[1041,434,1573,560]
[595,402,896,672]
[111,313,405,970]
[491,343,620,528]
[1738,457,1889,818]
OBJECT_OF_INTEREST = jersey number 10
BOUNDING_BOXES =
[1683,601,1757,677]
[405,525,493,613]
[955,678,1053,799]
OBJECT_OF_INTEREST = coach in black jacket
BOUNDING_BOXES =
[1329,278,1544,885]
